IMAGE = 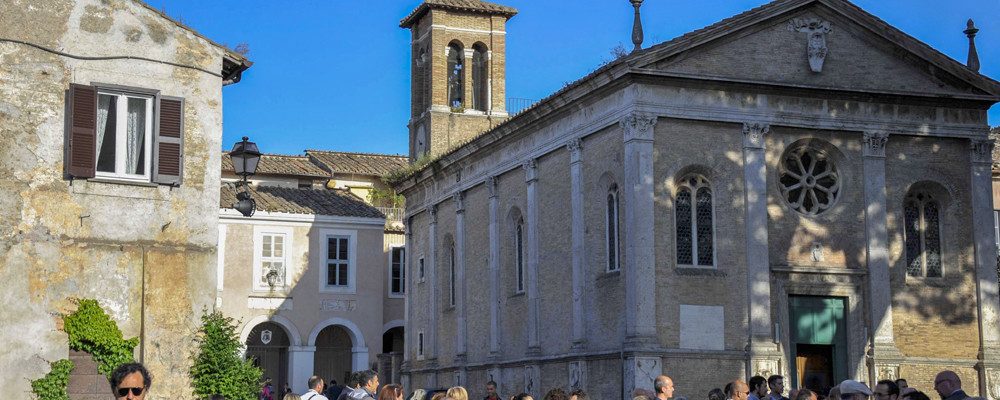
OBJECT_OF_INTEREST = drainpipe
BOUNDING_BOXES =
[139,244,147,363]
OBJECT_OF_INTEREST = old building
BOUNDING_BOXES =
[394,0,1000,399]
[220,151,408,392]
[0,0,250,398]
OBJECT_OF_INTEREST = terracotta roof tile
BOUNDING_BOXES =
[401,0,517,28]
[222,153,329,178]
[220,183,384,218]
[305,150,409,177]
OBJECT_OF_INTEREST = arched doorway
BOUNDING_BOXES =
[379,325,404,384]
[246,322,290,393]
[314,325,354,385]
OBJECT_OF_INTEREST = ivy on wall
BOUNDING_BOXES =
[31,299,138,400]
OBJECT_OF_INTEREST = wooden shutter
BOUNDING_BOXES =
[66,84,97,178]
[153,96,184,185]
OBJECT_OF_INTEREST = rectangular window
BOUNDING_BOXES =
[449,247,456,306]
[95,91,153,181]
[516,223,525,293]
[417,332,425,357]
[391,247,405,295]
[326,236,350,287]
[258,233,286,290]
[418,257,425,283]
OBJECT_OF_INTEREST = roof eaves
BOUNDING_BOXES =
[400,0,518,28]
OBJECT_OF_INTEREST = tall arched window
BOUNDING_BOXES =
[904,191,942,277]
[606,186,620,272]
[471,43,488,111]
[449,244,456,306]
[515,219,525,292]
[415,48,427,112]
[447,42,464,109]
[676,175,714,267]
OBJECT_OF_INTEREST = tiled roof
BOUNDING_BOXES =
[401,0,518,28]
[222,153,329,178]
[306,150,409,177]
[220,183,384,218]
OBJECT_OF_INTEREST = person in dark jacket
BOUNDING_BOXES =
[934,371,973,400]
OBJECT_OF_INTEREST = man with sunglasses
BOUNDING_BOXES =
[109,363,152,400]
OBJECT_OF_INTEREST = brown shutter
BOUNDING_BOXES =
[66,84,97,178]
[153,96,184,185]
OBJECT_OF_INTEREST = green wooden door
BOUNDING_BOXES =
[789,296,848,392]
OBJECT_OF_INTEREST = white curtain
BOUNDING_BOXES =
[125,98,145,174]
[96,95,111,159]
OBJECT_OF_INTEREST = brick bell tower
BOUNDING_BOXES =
[401,0,517,162]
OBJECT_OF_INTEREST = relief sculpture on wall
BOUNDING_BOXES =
[789,18,832,73]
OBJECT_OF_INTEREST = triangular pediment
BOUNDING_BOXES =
[631,0,1000,98]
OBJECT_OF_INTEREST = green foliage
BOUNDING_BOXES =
[31,359,74,400]
[367,187,405,208]
[190,310,262,400]
[63,299,139,376]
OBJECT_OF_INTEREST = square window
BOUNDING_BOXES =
[95,91,153,181]
[256,232,288,290]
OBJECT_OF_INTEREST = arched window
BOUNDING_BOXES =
[606,186,620,272]
[676,175,714,267]
[415,48,427,112]
[471,43,488,111]
[515,219,525,292]
[904,191,942,277]
[447,42,464,109]
[449,244,456,306]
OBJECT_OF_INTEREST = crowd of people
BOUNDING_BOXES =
[101,361,984,400]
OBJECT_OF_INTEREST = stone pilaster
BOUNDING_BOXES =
[568,138,587,350]
[524,364,541,398]
[524,159,541,354]
[620,113,658,347]
[487,176,502,359]
[427,205,439,360]
[454,191,467,362]
[969,138,1000,399]
[402,218,413,388]
[861,131,904,381]
[568,360,588,392]
[742,122,781,367]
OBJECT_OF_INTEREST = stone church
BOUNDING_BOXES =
[392,0,1000,399]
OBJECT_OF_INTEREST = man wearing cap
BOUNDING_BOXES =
[839,380,873,400]
[934,371,973,400]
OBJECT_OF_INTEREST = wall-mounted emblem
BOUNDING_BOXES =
[789,18,832,73]
[261,329,273,345]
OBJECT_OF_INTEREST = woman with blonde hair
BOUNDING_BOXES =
[447,387,469,400]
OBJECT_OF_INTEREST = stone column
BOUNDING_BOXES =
[428,205,439,360]
[454,191,468,362]
[742,122,781,375]
[862,131,904,380]
[352,345,371,372]
[401,219,412,393]
[568,138,587,349]
[288,345,316,394]
[969,138,1000,398]
[487,176,502,358]
[524,159,541,354]
[620,113,658,346]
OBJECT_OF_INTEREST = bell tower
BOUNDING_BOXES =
[401,0,517,161]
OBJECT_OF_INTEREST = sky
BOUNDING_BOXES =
[143,0,1000,156]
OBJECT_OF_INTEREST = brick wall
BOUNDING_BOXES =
[67,350,113,400]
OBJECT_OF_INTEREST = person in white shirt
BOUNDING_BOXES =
[303,376,330,400]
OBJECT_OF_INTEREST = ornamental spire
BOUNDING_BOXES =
[965,19,980,72]
[630,0,644,52]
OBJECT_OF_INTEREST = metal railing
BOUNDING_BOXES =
[507,97,537,116]
[377,207,404,225]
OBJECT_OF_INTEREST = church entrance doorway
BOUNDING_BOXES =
[314,325,354,385]
[246,321,290,393]
[789,296,847,395]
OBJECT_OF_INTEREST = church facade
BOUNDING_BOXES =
[393,0,1000,399]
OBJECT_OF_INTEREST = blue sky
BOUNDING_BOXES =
[145,0,1000,156]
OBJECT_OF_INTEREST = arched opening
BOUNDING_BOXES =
[246,321,291,393]
[447,41,464,109]
[471,42,488,111]
[314,325,354,385]
[378,326,405,384]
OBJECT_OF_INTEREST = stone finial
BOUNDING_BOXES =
[965,19,981,72]
[630,0,644,52]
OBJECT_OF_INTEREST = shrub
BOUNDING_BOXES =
[190,310,262,400]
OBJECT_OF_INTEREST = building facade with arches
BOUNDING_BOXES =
[395,0,1000,399]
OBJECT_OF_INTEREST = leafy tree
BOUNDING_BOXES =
[190,310,262,400]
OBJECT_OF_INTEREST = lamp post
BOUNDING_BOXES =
[229,136,261,217]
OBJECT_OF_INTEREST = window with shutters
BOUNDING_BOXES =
[676,175,715,268]
[66,84,183,185]
[253,226,292,292]
[606,185,621,272]
[904,191,943,278]
[389,246,405,297]
[95,91,153,181]
[447,41,464,109]
[321,229,357,293]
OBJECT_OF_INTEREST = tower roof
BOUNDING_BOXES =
[400,0,518,28]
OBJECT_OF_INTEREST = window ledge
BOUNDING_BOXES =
[596,270,621,282]
[388,293,405,299]
[905,276,948,287]
[320,287,357,295]
[509,291,525,299]
[87,178,160,188]
[676,266,726,277]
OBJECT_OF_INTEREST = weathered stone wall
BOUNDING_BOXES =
[0,0,231,398]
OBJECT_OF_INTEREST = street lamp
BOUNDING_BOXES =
[229,136,261,217]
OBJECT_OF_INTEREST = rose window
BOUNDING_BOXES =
[778,147,840,215]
